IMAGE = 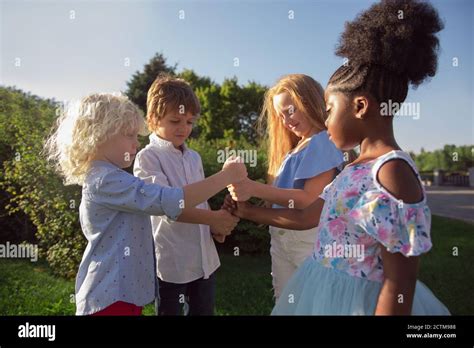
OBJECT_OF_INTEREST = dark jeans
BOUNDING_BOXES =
[155,273,216,316]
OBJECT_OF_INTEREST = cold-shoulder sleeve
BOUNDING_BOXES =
[348,190,432,256]
[294,131,344,185]
[319,180,335,201]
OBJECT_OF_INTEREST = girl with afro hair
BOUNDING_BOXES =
[225,0,450,315]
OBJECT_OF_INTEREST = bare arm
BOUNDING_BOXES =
[225,195,325,230]
[374,158,423,315]
[177,207,239,243]
[134,152,247,213]
[176,207,215,224]
[229,168,336,209]
[182,171,234,208]
[252,169,336,208]
[375,248,418,315]
[182,157,247,208]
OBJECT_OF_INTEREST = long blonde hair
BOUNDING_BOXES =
[258,74,328,184]
[44,93,147,186]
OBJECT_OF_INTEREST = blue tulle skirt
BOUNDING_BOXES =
[271,256,450,315]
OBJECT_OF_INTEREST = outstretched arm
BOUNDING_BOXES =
[183,156,247,208]
[176,207,239,241]
[228,168,336,209]
[223,194,324,230]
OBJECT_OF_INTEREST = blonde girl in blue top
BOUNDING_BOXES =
[226,0,450,315]
[228,74,344,300]
[45,93,246,315]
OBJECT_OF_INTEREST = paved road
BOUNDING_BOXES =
[425,186,474,224]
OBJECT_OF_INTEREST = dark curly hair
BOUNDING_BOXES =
[327,0,444,104]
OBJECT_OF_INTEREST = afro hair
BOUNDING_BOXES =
[335,0,444,87]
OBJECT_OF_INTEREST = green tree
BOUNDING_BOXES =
[0,87,85,278]
[414,145,473,172]
[177,69,212,90]
[124,53,266,143]
[237,81,266,143]
[124,52,176,114]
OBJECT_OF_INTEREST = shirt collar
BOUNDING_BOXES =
[149,133,188,154]
[90,160,119,170]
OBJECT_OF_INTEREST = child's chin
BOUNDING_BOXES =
[173,139,186,147]
[331,138,350,151]
[340,142,359,152]
[120,161,133,169]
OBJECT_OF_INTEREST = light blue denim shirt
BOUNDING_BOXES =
[75,160,184,315]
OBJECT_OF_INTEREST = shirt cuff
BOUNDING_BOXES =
[160,187,184,221]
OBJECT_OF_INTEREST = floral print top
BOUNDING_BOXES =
[313,150,432,283]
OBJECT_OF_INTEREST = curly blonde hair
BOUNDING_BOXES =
[45,93,147,186]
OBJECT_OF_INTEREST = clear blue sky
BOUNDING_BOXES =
[1,0,472,152]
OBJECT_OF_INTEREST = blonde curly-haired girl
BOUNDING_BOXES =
[45,93,245,315]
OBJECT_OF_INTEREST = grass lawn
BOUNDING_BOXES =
[0,215,472,315]
[418,215,474,315]
[0,253,274,316]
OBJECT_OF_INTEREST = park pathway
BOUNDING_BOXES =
[425,186,474,224]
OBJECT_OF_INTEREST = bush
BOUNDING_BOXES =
[0,87,85,279]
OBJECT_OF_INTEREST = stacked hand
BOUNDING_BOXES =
[222,193,251,219]
[210,208,239,243]
[222,155,247,184]
[227,177,253,202]
[212,156,251,243]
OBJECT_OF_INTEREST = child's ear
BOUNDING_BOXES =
[353,95,369,120]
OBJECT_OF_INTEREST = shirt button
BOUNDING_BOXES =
[279,230,285,236]
[140,189,145,194]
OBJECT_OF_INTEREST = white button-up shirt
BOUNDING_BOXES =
[133,133,220,284]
